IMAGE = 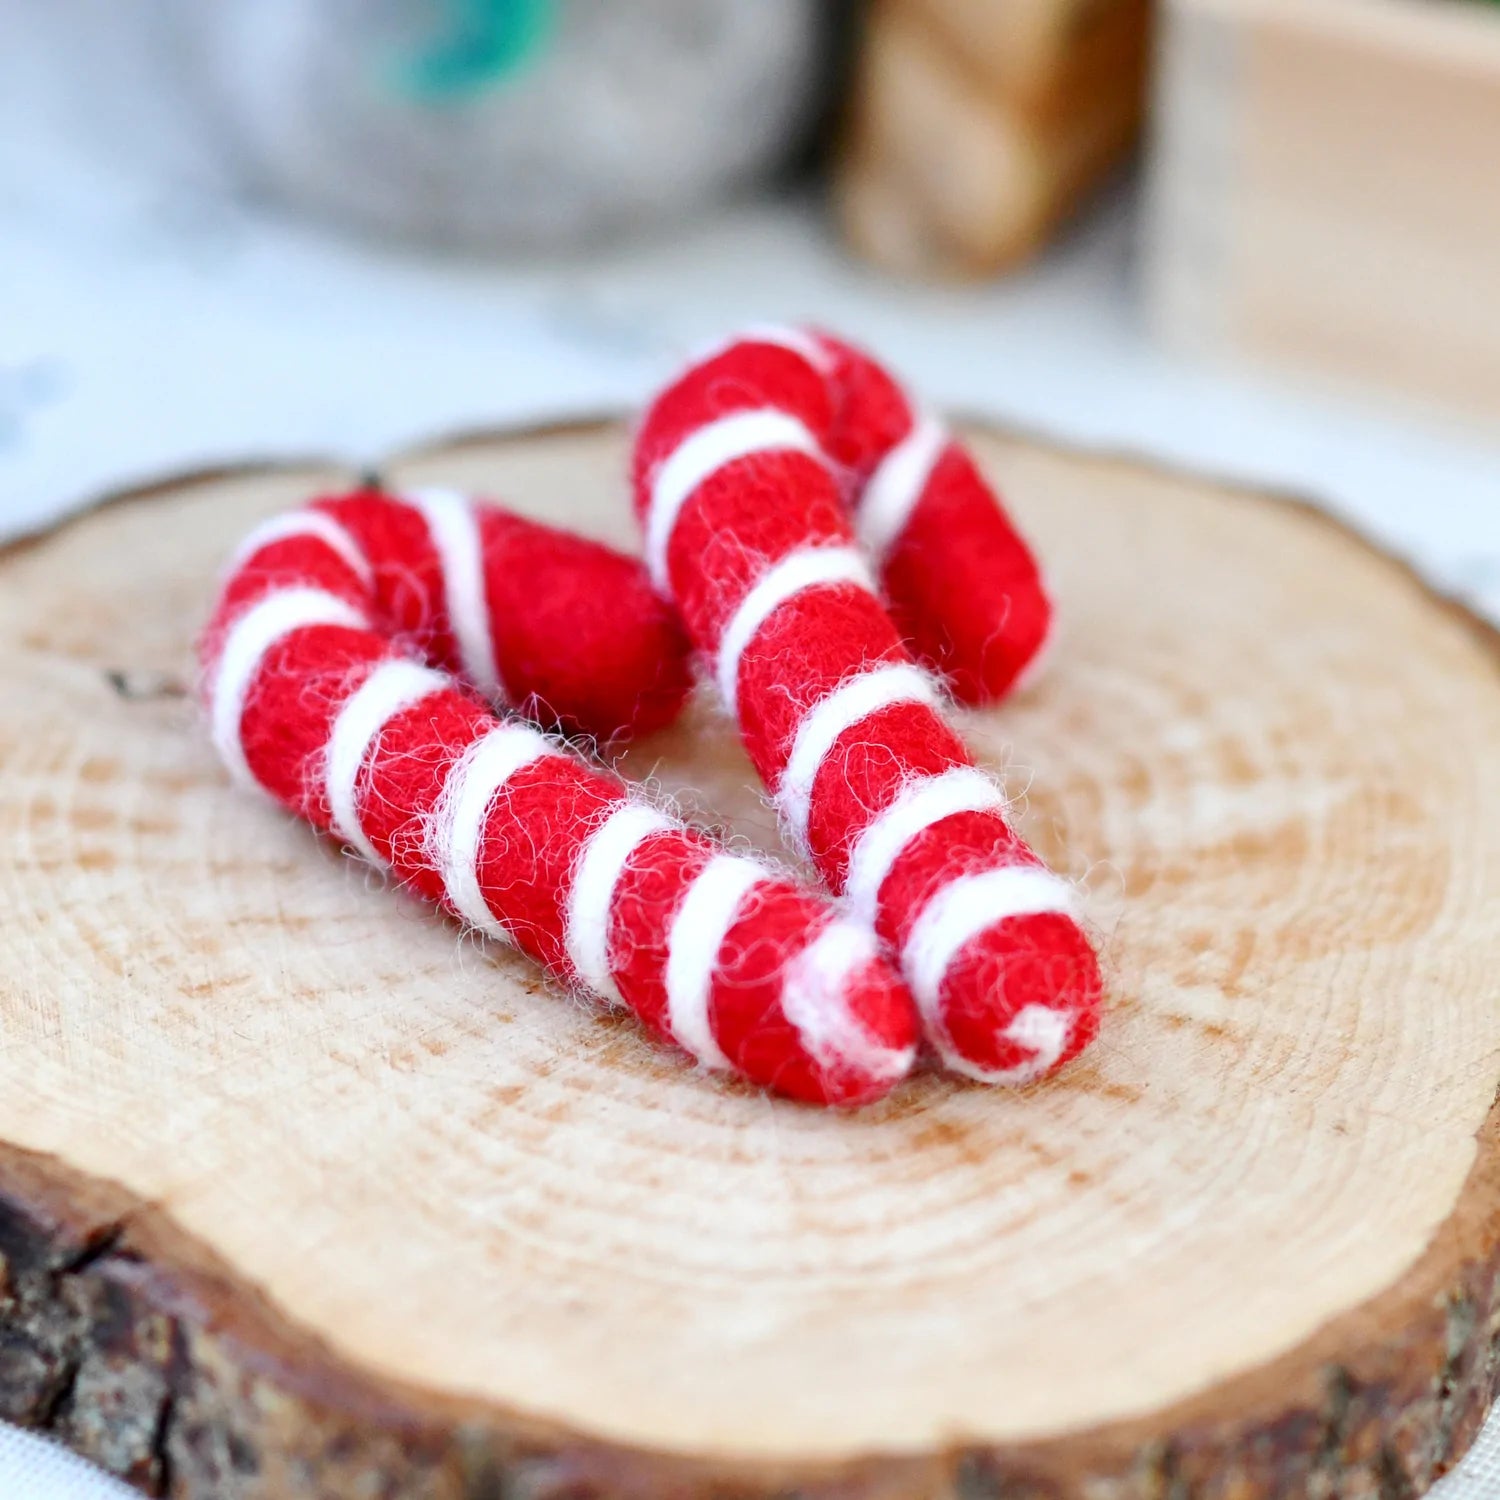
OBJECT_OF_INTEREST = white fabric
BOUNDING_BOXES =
[645,409,822,590]
[1438,1416,1500,1499]
[0,1429,136,1500]
[431,723,556,939]
[209,587,368,792]
[325,658,448,867]
[564,801,674,1005]
[715,544,875,714]
[663,855,765,1070]
[407,486,505,703]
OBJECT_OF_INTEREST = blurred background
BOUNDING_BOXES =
[1,1,1499,1494]
[2,0,1497,606]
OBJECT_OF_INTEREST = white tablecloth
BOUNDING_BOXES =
[4,8,1500,1495]
[2,1413,1495,1500]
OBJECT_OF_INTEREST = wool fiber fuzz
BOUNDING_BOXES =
[202,493,918,1108]
[227,487,692,743]
[632,339,1103,1084]
[707,325,1055,703]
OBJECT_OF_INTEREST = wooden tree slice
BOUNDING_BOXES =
[2,421,1500,1500]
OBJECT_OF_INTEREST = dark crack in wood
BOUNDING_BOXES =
[104,669,187,703]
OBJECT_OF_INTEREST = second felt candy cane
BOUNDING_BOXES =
[732,325,1054,705]
[633,336,1104,1084]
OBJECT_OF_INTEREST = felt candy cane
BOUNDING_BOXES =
[633,337,1103,1083]
[201,494,918,1107]
[722,325,1053,705]
[229,486,693,744]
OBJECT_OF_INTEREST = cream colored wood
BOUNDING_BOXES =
[1147,0,1500,428]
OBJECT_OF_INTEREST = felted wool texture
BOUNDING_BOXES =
[633,339,1103,1085]
[202,505,919,1108]
[719,325,1056,705]
[288,487,692,742]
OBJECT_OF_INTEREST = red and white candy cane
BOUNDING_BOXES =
[718,326,1053,705]
[199,493,919,1107]
[229,486,694,744]
[633,338,1103,1083]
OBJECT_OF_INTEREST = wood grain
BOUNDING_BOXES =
[1146,0,1500,429]
[3,422,1500,1498]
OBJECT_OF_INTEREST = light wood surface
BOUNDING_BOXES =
[3,421,1500,1498]
[1146,0,1500,429]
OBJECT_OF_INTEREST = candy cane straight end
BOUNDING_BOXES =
[882,520,1055,708]
[926,913,1104,1086]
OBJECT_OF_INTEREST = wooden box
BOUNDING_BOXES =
[837,0,1152,277]
[1145,0,1500,427]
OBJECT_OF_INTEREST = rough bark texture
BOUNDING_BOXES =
[2,1120,1500,1500]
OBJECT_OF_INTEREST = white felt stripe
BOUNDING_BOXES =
[227,508,374,589]
[843,768,1009,928]
[435,722,557,939]
[406,487,505,703]
[210,587,369,791]
[777,663,943,848]
[857,415,948,559]
[664,854,765,1070]
[736,323,833,372]
[957,1003,1073,1086]
[715,545,876,716]
[646,409,823,592]
[903,866,1080,1018]
[780,920,915,1084]
[693,323,833,375]
[565,801,675,1006]
[324,658,449,868]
